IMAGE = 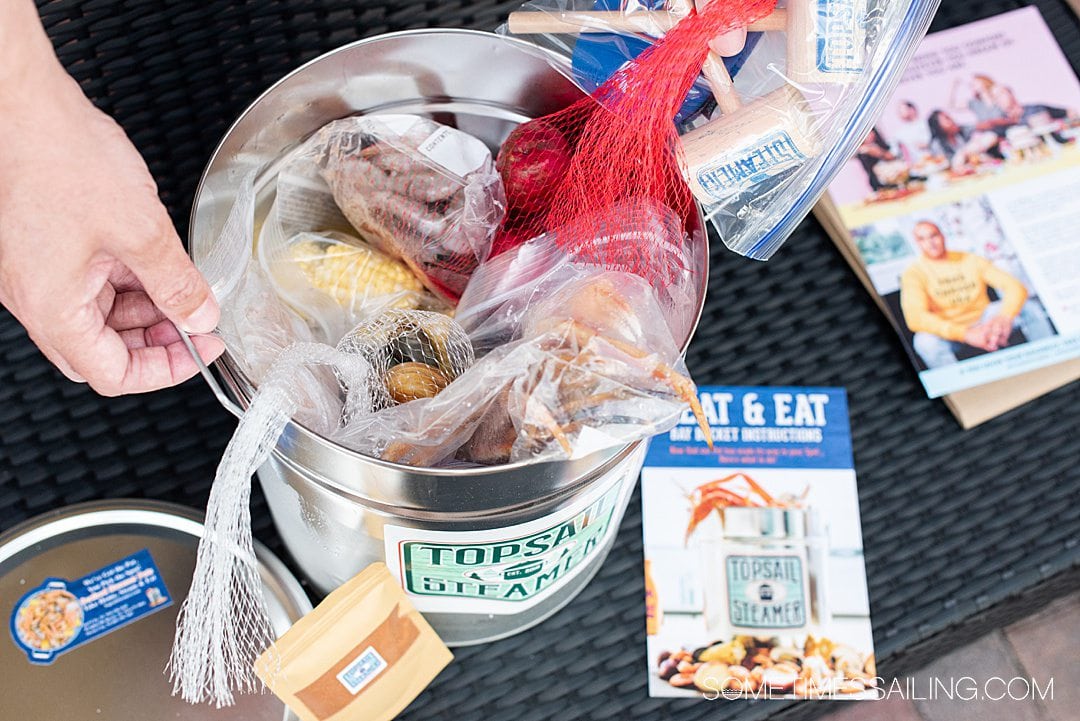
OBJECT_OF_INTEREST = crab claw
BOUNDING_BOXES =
[526,400,574,455]
[651,361,712,448]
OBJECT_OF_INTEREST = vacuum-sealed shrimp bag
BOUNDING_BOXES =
[256,115,505,343]
[500,0,941,259]
[315,116,506,301]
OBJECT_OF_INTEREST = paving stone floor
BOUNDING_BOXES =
[819,592,1078,721]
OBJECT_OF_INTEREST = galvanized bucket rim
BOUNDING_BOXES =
[189,27,709,479]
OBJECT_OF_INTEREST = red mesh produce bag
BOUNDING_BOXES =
[495,0,778,274]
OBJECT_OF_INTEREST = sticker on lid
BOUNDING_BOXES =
[9,548,172,664]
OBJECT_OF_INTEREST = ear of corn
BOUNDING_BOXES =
[290,239,424,313]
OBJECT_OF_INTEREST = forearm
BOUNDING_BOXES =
[904,310,968,342]
[0,1,67,102]
[984,269,1028,318]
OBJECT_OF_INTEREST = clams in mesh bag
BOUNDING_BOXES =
[336,309,475,413]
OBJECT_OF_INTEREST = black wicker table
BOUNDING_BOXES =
[2,1,1078,719]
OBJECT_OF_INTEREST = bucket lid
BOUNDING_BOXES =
[0,500,311,720]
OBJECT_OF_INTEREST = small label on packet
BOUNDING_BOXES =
[417,126,490,178]
[9,549,171,664]
[336,646,388,695]
[257,564,452,721]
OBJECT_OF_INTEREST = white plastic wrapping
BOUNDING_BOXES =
[169,343,376,707]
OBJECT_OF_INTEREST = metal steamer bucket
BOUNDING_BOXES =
[189,29,709,645]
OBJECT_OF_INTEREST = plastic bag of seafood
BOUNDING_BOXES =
[295,116,502,298]
[255,115,505,341]
[458,199,702,355]
[335,266,710,466]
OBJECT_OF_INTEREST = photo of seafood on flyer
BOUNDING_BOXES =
[642,386,875,699]
[827,7,1080,398]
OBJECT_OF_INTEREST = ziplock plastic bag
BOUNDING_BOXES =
[500,0,940,259]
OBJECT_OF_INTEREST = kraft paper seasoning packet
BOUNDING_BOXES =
[254,563,452,721]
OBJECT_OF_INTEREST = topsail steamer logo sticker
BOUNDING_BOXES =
[696,131,807,200]
[814,0,866,75]
[383,472,631,615]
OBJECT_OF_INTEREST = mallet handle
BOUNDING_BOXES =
[506,9,788,35]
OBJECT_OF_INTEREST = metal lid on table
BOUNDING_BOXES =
[0,500,311,720]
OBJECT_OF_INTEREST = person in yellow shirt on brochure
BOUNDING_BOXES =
[900,221,1055,369]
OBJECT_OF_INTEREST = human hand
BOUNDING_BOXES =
[962,324,998,351]
[0,56,223,395]
[983,315,1014,348]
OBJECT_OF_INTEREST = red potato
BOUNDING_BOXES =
[490,211,545,258]
[496,120,573,215]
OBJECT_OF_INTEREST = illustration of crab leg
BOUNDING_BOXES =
[685,487,756,543]
[698,488,751,507]
[691,473,747,500]
[685,501,717,544]
[740,474,776,506]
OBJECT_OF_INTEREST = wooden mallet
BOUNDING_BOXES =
[679,81,820,204]
[506,1,866,85]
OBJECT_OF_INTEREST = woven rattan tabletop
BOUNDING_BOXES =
[2,1,1078,719]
